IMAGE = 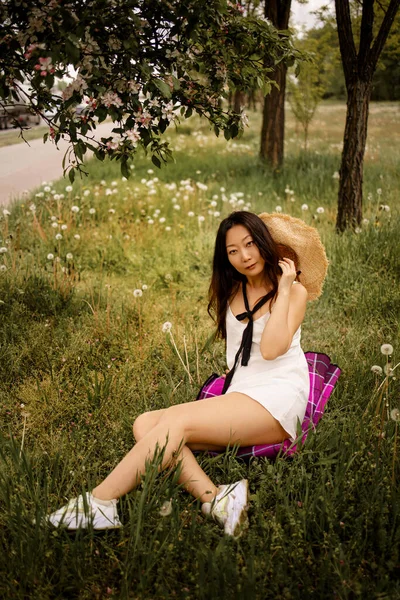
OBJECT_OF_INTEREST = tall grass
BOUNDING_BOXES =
[0,102,399,599]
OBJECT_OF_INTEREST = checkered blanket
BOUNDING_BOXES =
[196,352,341,458]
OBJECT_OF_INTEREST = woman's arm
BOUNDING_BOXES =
[260,258,307,360]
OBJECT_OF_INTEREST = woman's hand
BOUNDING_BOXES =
[278,257,297,295]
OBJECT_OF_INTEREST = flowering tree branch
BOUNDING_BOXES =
[0,0,300,181]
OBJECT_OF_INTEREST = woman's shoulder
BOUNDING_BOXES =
[290,281,308,302]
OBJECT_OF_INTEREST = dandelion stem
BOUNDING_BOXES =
[20,414,27,459]
[169,332,194,383]
[183,335,191,381]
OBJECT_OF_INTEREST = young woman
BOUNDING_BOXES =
[48,211,326,539]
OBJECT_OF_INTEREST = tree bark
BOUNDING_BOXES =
[233,89,244,114]
[260,61,287,167]
[334,0,400,230]
[259,0,291,169]
[336,79,372,231]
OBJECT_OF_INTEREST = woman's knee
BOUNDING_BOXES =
[132,409,165,441]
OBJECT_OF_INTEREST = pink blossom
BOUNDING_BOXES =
[40,71,47,77]
[126,125,141,145]
[101,91,123,108]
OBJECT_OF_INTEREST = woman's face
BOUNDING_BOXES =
[225,224,265,278]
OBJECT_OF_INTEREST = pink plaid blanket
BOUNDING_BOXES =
[196,352,341,458]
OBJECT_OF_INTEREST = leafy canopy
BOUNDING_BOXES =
[0,0,299,181]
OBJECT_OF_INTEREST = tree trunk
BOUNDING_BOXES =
[336,79,372,231]
[260,61,287,168]
[233,89,244,114]
[259,0,291,169]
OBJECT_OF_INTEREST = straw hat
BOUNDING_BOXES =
[258,212,329,301]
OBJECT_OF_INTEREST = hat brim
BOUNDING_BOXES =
[258,212,329,301]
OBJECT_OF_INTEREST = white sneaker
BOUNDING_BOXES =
[47,492,122,530]
[202,479,249,538]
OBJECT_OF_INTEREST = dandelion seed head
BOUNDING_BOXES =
[188,211,194,217]
[66,253,73,260]
[159,499,173,517]
[165,226,171,231]
[159,217,166,223]
[0,265,7,272]
[83,190,91,197]
[3,209,11,217]
[390,408,400,422]
[142,284,148,290]
[55,234,63,240]
[89,208,96,215]
[371,365,382,375]
[47,253,54,260]
[316,207,325,214]
[65,185,73,192]
[61,224,68,231]
[198,215,205,222]
[51,222,58,228]
[74,234,81,240]
[162,321,172,333]
[71,206,80,213]
[133,289,143,297]
[301,204,309,211]
[275,206,282,213]
[381,344,393,356]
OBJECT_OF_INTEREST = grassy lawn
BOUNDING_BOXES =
[0,125,49,148]
[0,102,399,599]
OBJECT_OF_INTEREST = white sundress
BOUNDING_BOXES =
[225,294,310,441]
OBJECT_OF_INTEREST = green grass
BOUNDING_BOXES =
[0,125,48,148]
[0,102,399,599]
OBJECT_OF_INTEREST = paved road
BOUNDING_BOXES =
[0,122,114,207]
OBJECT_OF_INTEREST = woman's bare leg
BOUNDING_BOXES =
[131,410,223,502]
[93,393,288,503]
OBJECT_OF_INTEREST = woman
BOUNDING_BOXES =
[48,211,327,539]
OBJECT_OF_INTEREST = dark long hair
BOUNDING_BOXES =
[208,211,296,339]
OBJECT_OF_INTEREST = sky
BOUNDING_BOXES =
[291,0,333,30]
